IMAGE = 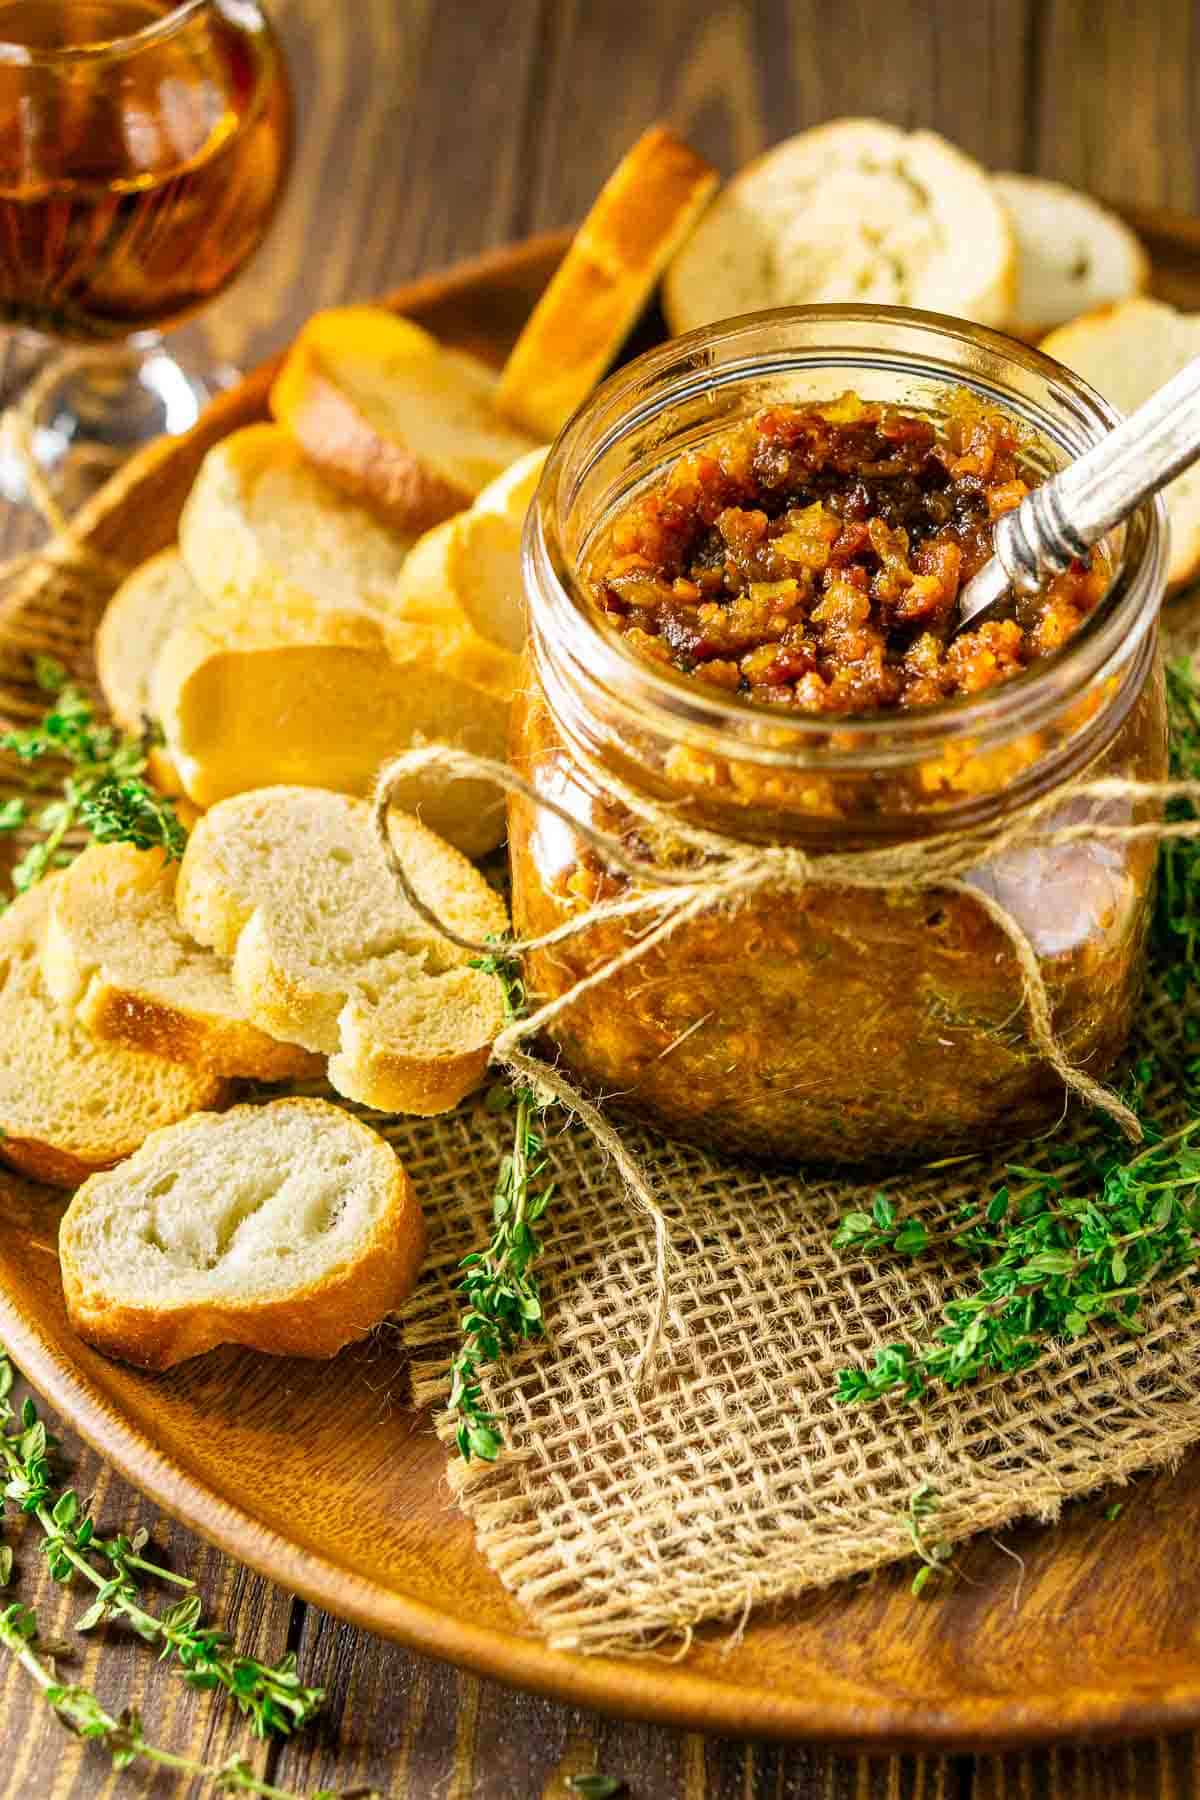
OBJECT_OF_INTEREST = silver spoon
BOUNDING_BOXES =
[954,354,1200,635]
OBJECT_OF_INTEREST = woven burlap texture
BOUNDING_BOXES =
[6,430,1200,1661]
[400,963,1200,1655]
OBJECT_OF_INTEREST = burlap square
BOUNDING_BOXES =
[393,956,1200,1653]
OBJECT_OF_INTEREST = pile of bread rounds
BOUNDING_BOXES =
[6,118,1189,1377]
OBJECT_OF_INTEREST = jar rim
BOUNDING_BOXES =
[529,303,1166,775]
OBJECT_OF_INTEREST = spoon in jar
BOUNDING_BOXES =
[953,354,1200,636]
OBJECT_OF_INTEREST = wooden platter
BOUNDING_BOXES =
[5,217,1200,1754]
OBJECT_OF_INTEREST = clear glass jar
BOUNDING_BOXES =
[510,308,1169,1164]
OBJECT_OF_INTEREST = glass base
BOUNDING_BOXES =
[0,338,238,513]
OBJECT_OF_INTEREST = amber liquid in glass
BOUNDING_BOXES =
[0,0,291,340]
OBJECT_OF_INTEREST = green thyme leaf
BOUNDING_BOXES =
[449,946,554,1463]
[0,665,187,903]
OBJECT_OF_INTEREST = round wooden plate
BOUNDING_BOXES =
[5,218,1200,1754]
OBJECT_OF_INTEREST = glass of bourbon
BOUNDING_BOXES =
[0,0,291,496]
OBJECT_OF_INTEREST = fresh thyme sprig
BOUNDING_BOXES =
[1158,655,1200,995]
[834,660,1200,1406]
[835,1109,1200,1405]
[0,1350,322,1737]
[0,654,185,900]
[0,1584,368,1797]
[449,950,555,1463]
[905,1482,955,1596]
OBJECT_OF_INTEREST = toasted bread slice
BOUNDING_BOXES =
[94,548,203,797]
[60,1098,426,1368]
[496,126,719,438]
[396,447,548,657]
[179,424,419,620]
[42,843,320,1081]
[151,603,514,856]
[0,880,226,1188]
[270,308,540,532]
[175,787,508,1114]
[1041,298,1200,589]
[993,174,1149,339]
[662,119,1014,334]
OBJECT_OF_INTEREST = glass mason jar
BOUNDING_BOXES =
[510,308,1169,1164]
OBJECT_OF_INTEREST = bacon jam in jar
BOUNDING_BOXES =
[510,309,1168,1163]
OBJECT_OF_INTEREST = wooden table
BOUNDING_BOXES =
[3,1,1200,1793]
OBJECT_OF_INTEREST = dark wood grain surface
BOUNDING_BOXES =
[3,0,1200,1793]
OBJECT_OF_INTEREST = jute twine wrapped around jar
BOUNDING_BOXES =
[10,388,1200,1653]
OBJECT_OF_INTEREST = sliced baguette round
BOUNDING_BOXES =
[993,173,1149,339]
[60,1098,426,1369]
[1040,297,1200,589]
[495,125,719,439]
[151,603,515,857]
[444,446,547,654]
[662,118,1014,334]
[269,307,540,532]
[178,424,418,620]
[0,880,227,1188]
[394,446,547,660]
[95,548,203,797]
[42,843,320,1081]
[176,787,508,1115]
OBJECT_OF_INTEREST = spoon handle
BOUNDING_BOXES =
[998,353,1200,592]
[957,353,1200,630]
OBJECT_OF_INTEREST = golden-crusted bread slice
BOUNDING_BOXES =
[150,603,514,856]
[1041,297,1200,589]
[0,880,227,1188]
[395,446,548,657]
[179,424,418,620]
[42,843,319,1081]
[269,307,540,532]
[662,119,1014,334]
[94,547,203,797]
[59,1098,426,1369]
[176,787,508,1114]
[495,126,719,439]
[992,173,1149,339]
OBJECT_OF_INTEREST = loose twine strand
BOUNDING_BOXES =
[373,739,1200,1380]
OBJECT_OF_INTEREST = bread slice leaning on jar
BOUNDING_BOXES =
[494,124,719,439]
[662,118,1015,334]
[59,1099,426,1369]
[175,786,509,1115]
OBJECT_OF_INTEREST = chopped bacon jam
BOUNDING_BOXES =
[587,392,1110,715]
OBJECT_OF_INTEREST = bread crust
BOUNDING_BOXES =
[0,881,228,1189]
[152,605,515,855]
[1040,297,1200,590]
[176,789,507,1115]
[661,119,1015,335]
[992,172,1150,340]
[496,125,718,439]
[271,343,473,533]
[60,1100,427,1370]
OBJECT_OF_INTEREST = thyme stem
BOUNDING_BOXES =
[0,1351,322,1736]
